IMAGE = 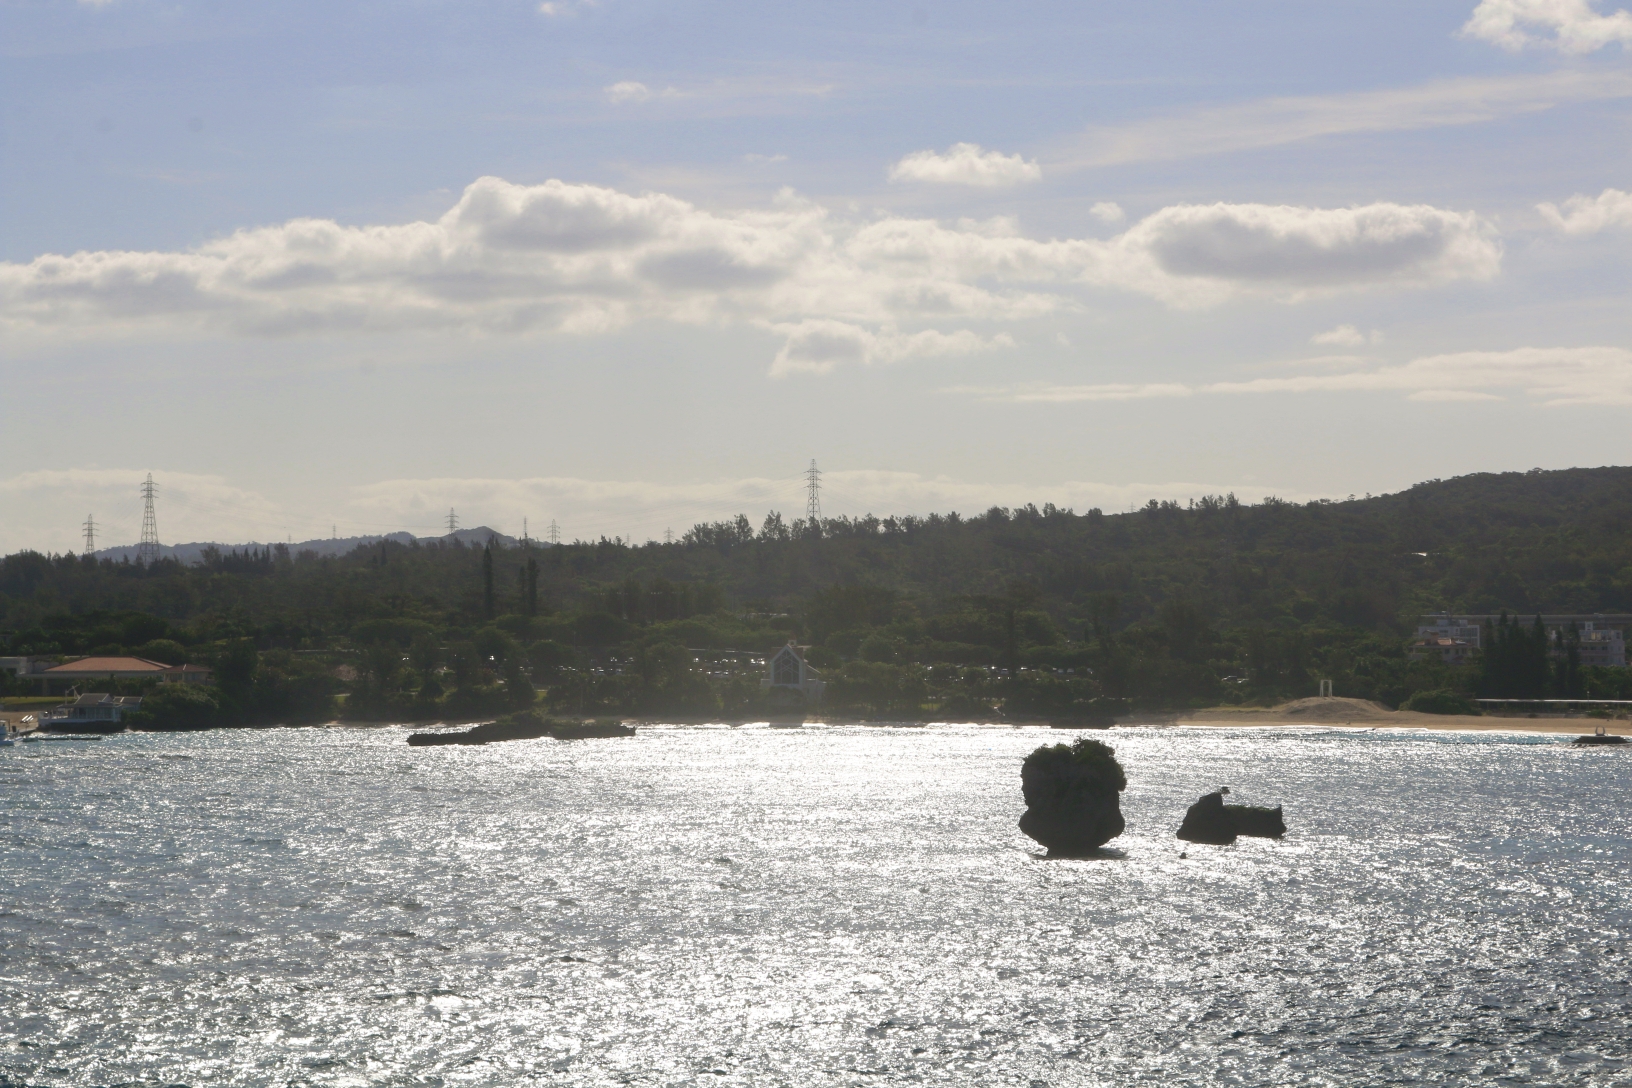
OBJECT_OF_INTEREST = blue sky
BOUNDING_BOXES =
[3,0,1632,552]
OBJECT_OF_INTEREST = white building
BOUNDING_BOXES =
[760,641,825,702]
[1416,614,1483,648]
[39,693,144,728]
[1575,623,1626,668]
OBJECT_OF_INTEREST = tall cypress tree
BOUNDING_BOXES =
[1479,612,1552,698]
[482,541,495,620]
[1552,621,1582,698]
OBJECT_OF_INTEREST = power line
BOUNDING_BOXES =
[805,459,822,523]
[137,474,161,565]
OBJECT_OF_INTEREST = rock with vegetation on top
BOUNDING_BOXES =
[1018,737,1127,856]
[1176,789,1286,844]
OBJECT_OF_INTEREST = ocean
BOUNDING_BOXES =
[2,723,1628,1086]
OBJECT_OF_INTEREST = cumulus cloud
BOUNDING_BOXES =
[1462,0,1632,51]
[951,346,1632,406]
[1098,202,1500,304]
[0,178,1502,373]
[1090,202,1125,224]
[888,143,1043,187]
[1538,187,1632,234]
[605,81,653,103]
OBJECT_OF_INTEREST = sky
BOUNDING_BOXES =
[3,0,1632,553]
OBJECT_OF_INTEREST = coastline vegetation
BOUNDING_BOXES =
[6,467,1632,727]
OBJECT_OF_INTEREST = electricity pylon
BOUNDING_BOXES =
[137,475,161,565]
[805,459,822,523]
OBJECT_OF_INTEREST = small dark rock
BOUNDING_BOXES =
[1018,737,1126,856]
[1176,789,1286,844]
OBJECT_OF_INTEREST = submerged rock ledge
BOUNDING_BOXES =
[408,712,634,746]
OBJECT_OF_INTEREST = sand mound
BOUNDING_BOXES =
[1270,697,1395,721]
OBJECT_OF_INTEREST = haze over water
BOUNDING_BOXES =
[3,724,1629,1086]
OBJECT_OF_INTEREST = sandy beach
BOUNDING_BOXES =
[1171,696,1632,737]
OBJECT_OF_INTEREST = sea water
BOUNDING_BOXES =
[1,724,1628,1087]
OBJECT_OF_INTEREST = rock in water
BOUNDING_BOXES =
[1176,790,1286,844]
[1018,737,1127,856]
[1228,804,1286,838]
[1177,790,1236,844]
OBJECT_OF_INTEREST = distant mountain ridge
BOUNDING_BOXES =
[93,527,528,564]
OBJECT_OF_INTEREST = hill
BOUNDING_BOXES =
[4,466,1632,721]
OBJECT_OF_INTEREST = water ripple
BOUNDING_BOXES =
[1,724,1628,1085]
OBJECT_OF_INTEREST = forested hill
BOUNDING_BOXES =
[4,465,1631,641]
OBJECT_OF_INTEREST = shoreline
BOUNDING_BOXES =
[1168,707,1630,737]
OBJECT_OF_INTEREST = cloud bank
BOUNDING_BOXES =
[951,346,1632,406]
[1462,0,1632,52]
[888,143,1043,187]
[0,177,1500,372]
[1539,187,1632,233]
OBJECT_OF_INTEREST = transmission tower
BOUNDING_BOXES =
[805,459,822,523]
[548,519,561,545]
[82,514,97,555]
[446,508,459,534]
[664,527,674,544]
[137,475,161,564]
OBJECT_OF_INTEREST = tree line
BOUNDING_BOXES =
[5,466,1632,723]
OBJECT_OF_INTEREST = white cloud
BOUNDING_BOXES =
[1538,187,1632,234]
[766,319,1009,377]
[1100,202,1500,304]
[1312,324,1367,346]
[605,81,652,104]
[1462,0,1632,52]
[0,178,1501,374]
[951,346,1632,406]
[0,464,1319,553]
[888,143,1043,187]
[1090,202,1125,224]
[0,469,290,554]
[1058,70,1632,167]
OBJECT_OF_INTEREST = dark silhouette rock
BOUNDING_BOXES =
[1228,804,1286,838]
[1177,789,1287,843]
[1018,737,1127,856]
[1177,790,1236,844]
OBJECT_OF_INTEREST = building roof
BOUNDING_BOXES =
[45,656,173,674]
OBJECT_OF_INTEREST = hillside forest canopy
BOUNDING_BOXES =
[6,466,1632,726]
